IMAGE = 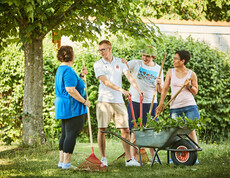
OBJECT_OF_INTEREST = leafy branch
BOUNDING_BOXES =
[132,113,211,133]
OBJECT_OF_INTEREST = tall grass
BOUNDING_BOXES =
[0,138,230,178]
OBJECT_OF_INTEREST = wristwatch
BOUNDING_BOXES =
[188,84,192,89]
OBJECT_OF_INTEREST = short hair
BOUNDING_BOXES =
[57,46,74,62]
[175,50,190,65]
[99,40,111,46]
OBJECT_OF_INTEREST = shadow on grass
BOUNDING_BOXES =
[1,141,230,177]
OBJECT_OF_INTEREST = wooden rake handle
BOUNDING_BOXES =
[149,53,167,114]
[82,59,94,150]
[151,83,187,121]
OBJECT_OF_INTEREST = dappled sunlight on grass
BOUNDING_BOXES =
[0,140,230,177]
[0,158,10,166]
[0,144,18,152]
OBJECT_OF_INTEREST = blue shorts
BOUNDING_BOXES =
[127,101,157,130]
[170,105,200,120]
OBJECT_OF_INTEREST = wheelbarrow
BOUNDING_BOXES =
[102,127,202,166]
[102,83,202,166]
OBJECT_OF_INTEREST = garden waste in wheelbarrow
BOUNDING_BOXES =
[102,127,202,166]
[102,77,202,166]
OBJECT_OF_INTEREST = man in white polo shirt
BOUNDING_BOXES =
[94,40,143,167]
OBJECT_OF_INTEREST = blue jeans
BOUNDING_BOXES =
[170,105,200,120]
[127,101,157,130]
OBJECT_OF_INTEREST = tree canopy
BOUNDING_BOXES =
[0,0,160,145]
[140,0,230,22]
[0,0,160,49]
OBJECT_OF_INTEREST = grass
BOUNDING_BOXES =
[0,138,230,178]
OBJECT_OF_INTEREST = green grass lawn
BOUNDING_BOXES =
[1,138,230,178]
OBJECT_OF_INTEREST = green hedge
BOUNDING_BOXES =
[0,34,229,145]
[112,35,230,142]
[0,43,24,144]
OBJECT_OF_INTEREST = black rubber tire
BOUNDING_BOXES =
[171,139,197,165]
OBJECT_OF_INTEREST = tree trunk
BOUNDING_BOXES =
[22,38,45,145]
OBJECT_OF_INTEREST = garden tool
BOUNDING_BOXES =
[149,53,167,114]
[77,59,107,172]
[113,95,149,164]
[135,95,149,163]
[151,81,190,121]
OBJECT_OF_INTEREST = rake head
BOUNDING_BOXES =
[136,148,150,164]
[77,153,108,172]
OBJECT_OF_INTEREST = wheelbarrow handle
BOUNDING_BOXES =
[101,131,139,149]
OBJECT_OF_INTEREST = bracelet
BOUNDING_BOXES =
[79,73,84,78]
[188,85,192,89]
[83,100,86,105]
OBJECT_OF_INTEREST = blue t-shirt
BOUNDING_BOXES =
[55,65,87,119]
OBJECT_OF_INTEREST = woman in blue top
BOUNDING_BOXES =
[55,46,90,169]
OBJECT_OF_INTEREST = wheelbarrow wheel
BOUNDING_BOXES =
[171,139,197,166]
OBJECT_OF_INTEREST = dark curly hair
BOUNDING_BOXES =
[175,50,191,65]
[57,46,74,62]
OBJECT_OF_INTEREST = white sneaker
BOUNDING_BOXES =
[101,157,108,167]
[58,162,63,168]
[125,158,140,166]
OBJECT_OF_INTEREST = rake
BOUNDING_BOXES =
[77,59,107,172]
[151,82,188,121]
[113,95,149,164]
[149,53,167,114]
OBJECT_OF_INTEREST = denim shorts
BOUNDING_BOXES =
[170,105,200,120]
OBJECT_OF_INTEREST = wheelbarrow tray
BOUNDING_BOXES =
[101,127,201,166]
[133,127,192,148]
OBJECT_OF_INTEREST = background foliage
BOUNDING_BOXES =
[0,43,24,144]
[140,0,230,22]
[0,33,229,144]
[1,0,162,146]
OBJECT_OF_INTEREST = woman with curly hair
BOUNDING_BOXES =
[55,46,90,169]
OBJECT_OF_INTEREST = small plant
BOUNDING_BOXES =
[132,113,210,132]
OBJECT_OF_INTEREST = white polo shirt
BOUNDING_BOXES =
[94,56,128,103]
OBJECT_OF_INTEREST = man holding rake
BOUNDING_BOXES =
[122,45,164,161]
[94,40,143,167]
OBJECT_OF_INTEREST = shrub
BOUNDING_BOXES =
[0,43,24,144]
[111,35,230,142]
[0,34,229,144]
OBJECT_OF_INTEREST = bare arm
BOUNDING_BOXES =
[124,70,143,97]
[156,77,163,93]
[156,69,172,115]
[121,58,129,69]
[184,72,198,95]
[66,87,90,107]
[98,75,131,98]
